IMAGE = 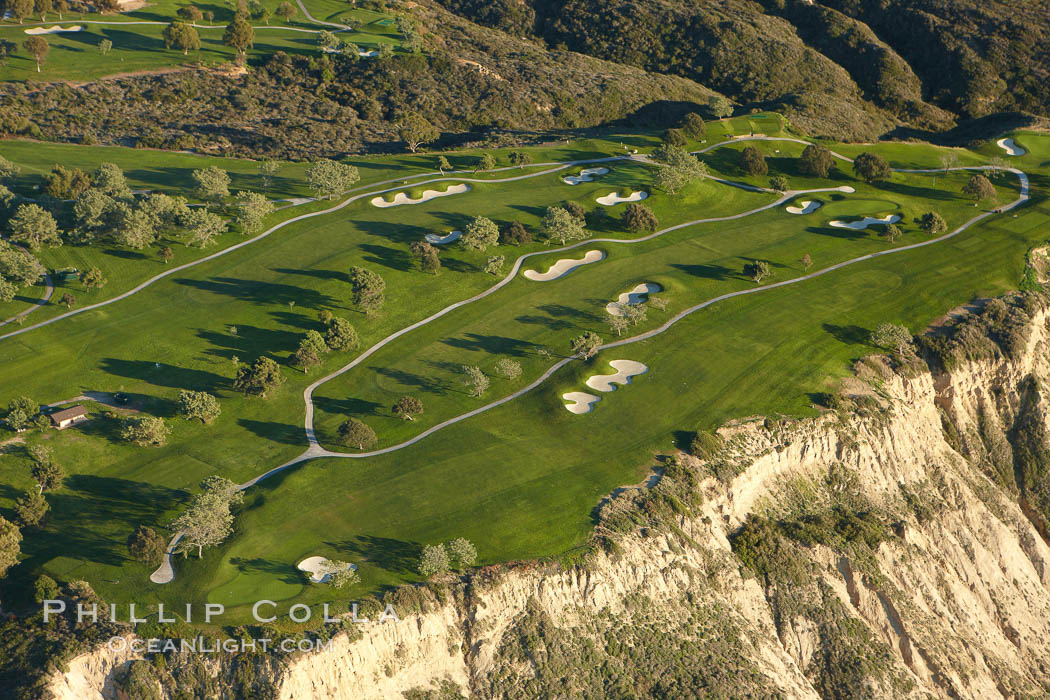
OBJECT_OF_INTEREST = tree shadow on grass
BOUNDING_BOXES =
[440,333,538,356]
[669,262,734,280]
[271,267,347,283]
[229,557,304,585]
[823,323,871,346]
[805,225,872,240]
[100,358,229,393]
[313,395,386,418]
[326,535,420,575]
[237,419,307,446]
[371,367,446,395]
[537,303,599,323]
[197,325,300,360]
[173,276,336,308]
[360,243,414,272]
[514,314,574,331]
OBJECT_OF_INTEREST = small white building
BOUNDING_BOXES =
[50,405,88,429]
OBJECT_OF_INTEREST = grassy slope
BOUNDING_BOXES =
[0,117,1044,623]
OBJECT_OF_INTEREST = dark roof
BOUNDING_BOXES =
[50,405,88,423]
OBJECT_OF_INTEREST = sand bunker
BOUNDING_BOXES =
[25,24,82,34]
[562,391,600,414]
[606,282,662,316]
[358,49,379,58]
[585,360,648,392]
[829,214,900,230]
[524,250,605,281]
[563,167,609,185]
[785,200,821,215]
[837,186,856,193]
[297,556,357,584]
[596,191,648,206]
[371,183,470,208]
[425,230,462,245]
[997,138,1025,156]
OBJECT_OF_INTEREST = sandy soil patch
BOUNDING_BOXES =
[596,191,648,206]
[785,200,821,215]
[25,25,82,34]
[425,230,462,245]
[370,184,470,208]
[523,250,605,281]
[997,138,1025,156]
[829,214,900,230]
[297,556,357,584]
[562,391,600,414]
[563,167,609,185]
[585,359,648,392]
[606,282,662,316]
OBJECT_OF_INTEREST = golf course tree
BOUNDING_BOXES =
[293,330,328,373]
[484,255,505,275]
[324,317,359,350]
[234,191,275,234]
[338,418,377,450]
[10,0,32,23]
[8,204,61,250]
[606,311,629,337]
[0,240,45,302]
[501,221,531,245]
[4,395,39,432]
[192,167,230,207]
[880,223,903,243]
[447,537,477,570]
[769,174,788,192]
[563,201,586,222]
[120,416,170,447]
[98,38,112,55]
[177,390,221,424]
[419,543,450,577]
[653,146,708,195]
[177,4,203,21]
[182,208,228,247]
[173,476,244,559]
[542,206,588,245]
[275,0,296,21]
[436,155,452,174]
[744,260,772,283]
[160,246,175,264]
[871,322,913,353]
[306,159,360,199]
[44,165,90,199]
[708,95,733,119]
[223,15,254,55]
[126,525,166,564]
[800,253,813,270]
[0,154,19,181]
[473,153,496,173]
[317,30,339,53]
[59,292,75,309]
[258,159,280,188]
[22,36,48,72]
[740,146,767,176]
[34,575,58,603]
[460,216,500,250]
[679,112,706,138]
[662,128,687,147]
[28,445,64,491]
[919,211,947,234]
[622,203,657,234]
[14,489,49,527]
[234,356,285,397]
[798,144,835,177]
[509,151,533,168]
[393,395,423,420]
[81,266,106,290]
[570,331,602,359]
[0,517,20,578]
[494,357,522,379]
[962,173,996,202]
[853,152,891,183]
[163,22,200,55]
[410,240,441,274]
[461,365,489,397]
[398,113,439,153]
[348,266,385,316]
[93,162,132,198]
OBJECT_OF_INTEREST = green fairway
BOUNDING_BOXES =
[0,117,1045,624]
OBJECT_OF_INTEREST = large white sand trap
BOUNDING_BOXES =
[25,24,82,34]
[359,49,379,58]
[563,167,609,185]
[997,138,1026,156]
[524,250,605,281]
[836,186,856,193]
[562,392,600,414]
[586,360,648,392]
[425,230,462,245]
[829,214,900,230]
[371,183,471,208]
[785,200,821,215]
[297,556,357,584]
[606,282,662,316]
[597,191,648,206]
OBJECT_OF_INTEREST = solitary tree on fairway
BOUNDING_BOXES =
[223,16,254,54]
[542,206,587,245]
[325,317,359,350]
[14,489,48,527]
[961,173,995,202]
[127,525,166,563]
[258,160,280,188]
[160,246,175,264]
[398,113,439,153]
[484,255,505,275]
[99,38,113,55]
[461,365,489,397]
[0,517,21,578]
[919,211,947,234]
[769,174,788,192]
[29,446,64,491]
[679,112,706,138]
[22,36,48,71]
[740,146,767,176]
[460,216,499,250]
[606,312,629,336]
[410,240,440,273]
[436,155,452,174]
[494,357,521,379]
[662,128,687,147]
[293,342,321,372]
[164,22,200,55]
[501,221,531,245]
[5,396,37,432]
[275,0,296,20]
[744,260,771,283]
[708,95,733,119]
[509,151,532,168]
[653,146,707,195]
[798,144,835,177]
[338,418,377,449]
[473,153,495,173]
[800,253,812,270]
[177,5,203,21]
[173,477,243,558]
[393,396,423,420]
[59,292,75,309]
[348,266,385,316]
[940,152,960,174]
[881,223,902,242]
[853,152,891,183]
[234,356,284,397]
[306,159,360,199]
[120,416,170,446]
[570,331,602,359]
[177,390,221,423]
[82,266,106,289]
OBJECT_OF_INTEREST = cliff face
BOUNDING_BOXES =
[50,307,1050,699]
